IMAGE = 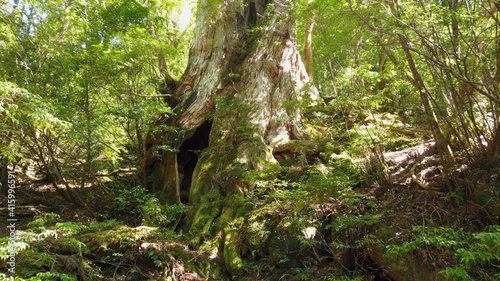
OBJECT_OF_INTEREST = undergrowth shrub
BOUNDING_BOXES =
[107,182,185,227]
[242,155,367,278]
[0,272,77,281]
[142,198,187,227]
[27,213,62,230]
[110,183,151,225]
[386,225,500,280]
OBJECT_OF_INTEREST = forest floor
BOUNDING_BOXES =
[0,139,498,280]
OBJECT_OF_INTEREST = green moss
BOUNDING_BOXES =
[188,191,223,245]
[223,217,245,276]
[43,237,87,255]
[78,225,157,254]
[15,249,56,277]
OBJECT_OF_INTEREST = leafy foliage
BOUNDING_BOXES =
[0,0,192,195]
[0,0,499,280]
[386,225,500,280]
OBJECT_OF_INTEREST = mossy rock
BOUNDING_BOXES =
[368,224,452,281]
[39,237,87,255]
[246,219,269,256]
[14,249,56,278]
[265,217,304,268]
[246,205,276,257]
[78,225,158,256]
[246,204,310,269]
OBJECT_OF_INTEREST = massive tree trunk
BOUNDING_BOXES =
[146,0,317,273]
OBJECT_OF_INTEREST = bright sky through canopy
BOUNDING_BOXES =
[176,0,195,32]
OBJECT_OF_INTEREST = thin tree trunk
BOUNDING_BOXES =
[59,0,71,42]
[0,156,8,196]
[493,8,500,155]
[28,132,72,202]
[303,0,315,79]
[0,126,12,196]
[82,79,92,189]
[398,34,456,165]
[43,133,95,216]
[144,1,177,105]
[491,122,500,155]
[493,3,500,87]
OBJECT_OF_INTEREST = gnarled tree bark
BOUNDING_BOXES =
[146,0,317,272]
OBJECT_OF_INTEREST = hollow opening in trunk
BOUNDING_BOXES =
[177,121,212,204]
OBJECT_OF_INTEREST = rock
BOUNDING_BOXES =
[367,225,451,281]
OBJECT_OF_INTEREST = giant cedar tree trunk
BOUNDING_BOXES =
[147,0,317,271]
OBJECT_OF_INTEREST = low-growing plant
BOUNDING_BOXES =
[27,213,62,230]
[439,225,500,280]
[141,197,187,227]
[385,225,500,280]
[110,183,153,224]
[81,219,119,233]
